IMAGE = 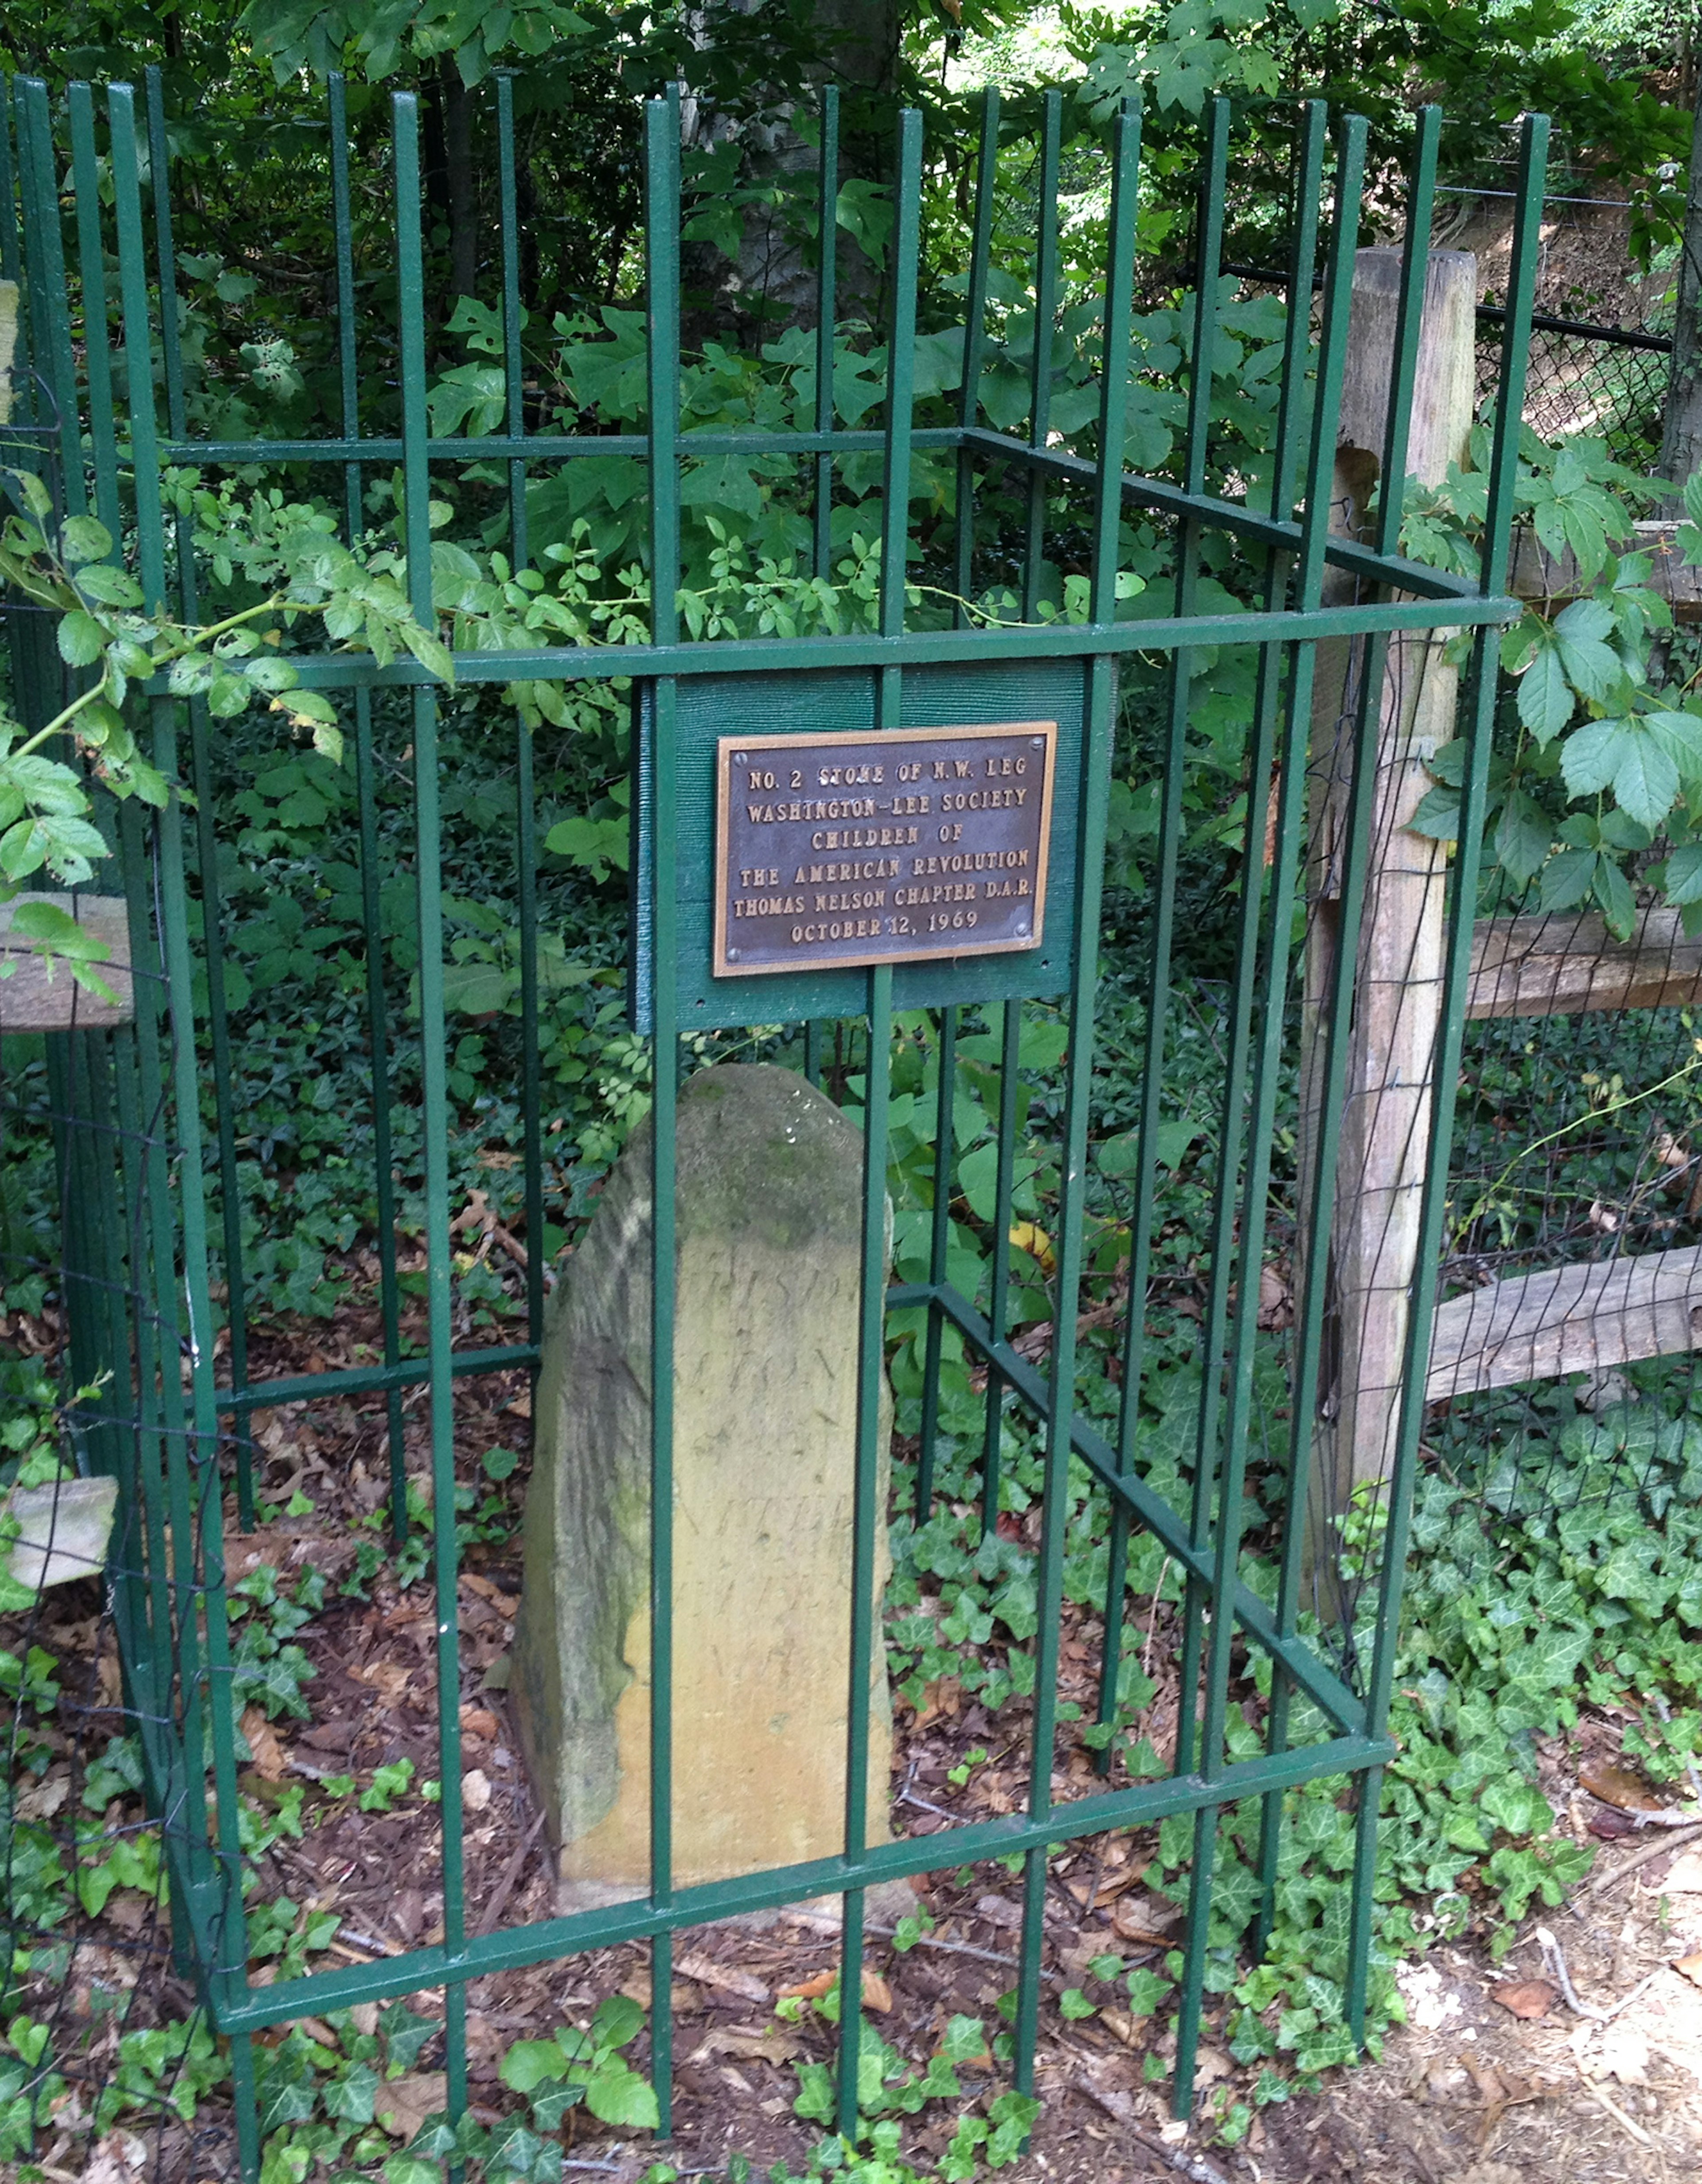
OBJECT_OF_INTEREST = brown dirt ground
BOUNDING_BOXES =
[14,1286,1702,2183]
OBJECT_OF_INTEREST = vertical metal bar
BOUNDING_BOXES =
[979,998,1021,1537]
[66,86,123,591]
[1115,102,1230,1481]
[110,67,254,2096]
[838,105,921,2140]
[644,91,683,2136]
[394,88,469,2126]
[330,70,410,1543]
[1090,78,1171,1764]
[17,80,83,510]
[914,1006,956,1518]
[1252,100,1383,1939]
[1175,115,1370,2121]
[1344,112,1550,2043]
[0,78,19,285]
[62,86,114,550]
[144,67,187,439]
[812,82,839,582]
[1015,101,1141,2097]
[497,71,544,1354]
[797,85,842,1108]
[144,66,252,1528]
[1020,90,1062,621]
[952,85,999,623]
[1373,107,1442,559]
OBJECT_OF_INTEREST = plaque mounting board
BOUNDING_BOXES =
[631,659,1090,1032]
[714,722,1056,978]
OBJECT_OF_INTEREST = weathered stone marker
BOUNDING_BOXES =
[512,1063,895,1906]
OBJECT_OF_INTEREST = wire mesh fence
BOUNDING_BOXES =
[1474,305,1671,465]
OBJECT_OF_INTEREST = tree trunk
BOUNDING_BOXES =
[440,59,479,312]
[683,0,902,328]
[1659,94,1702,507]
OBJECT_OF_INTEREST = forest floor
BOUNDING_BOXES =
[17,1309,1702,2184]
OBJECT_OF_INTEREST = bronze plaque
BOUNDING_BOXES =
[714,721,1056,978]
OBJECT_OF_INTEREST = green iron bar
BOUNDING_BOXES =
[978,999,1021,1539]
[1018,93,1143,2098]
[952,82,1000,624]
[212,1342,537,1413]
[328,65,412,1551]
[149,592,1517,708]
[643,87,684,2136]
[913,1003,956,1520]
[144,64,254,1532]
[1256,97,1440,1957]
[392,87,472,2129]
[885,1280,1366,1737]
[1343,109,1554,2048]
[496,70,548,1369]
[1174,113,1371,2118]
[838,100,922,2137]
[104,73,226,1951]
[811,82,839,581]
[108,74,258,2110]
[208,1725,1396,2036]
[148,423,1477,604]
[1021,90,1063,622]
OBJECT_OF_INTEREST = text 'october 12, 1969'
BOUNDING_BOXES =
[713,721,1057,977]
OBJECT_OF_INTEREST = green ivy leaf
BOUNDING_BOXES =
[1516,642,1573,743]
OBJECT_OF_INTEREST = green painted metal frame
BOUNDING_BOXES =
[3,66,1549,2175]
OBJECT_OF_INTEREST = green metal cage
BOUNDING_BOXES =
[0,64,1545,2177]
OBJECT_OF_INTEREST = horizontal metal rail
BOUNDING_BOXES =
[141,590,1519,703]
[890,1281,1366,1736]
[212,1341,536,1413]
[206,1724,1393,2034]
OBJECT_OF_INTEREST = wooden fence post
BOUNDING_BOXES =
[1298,248,1478,1595]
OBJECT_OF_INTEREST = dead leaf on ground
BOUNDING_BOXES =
[1257,1264,1293,1328]
[862,1971,893,2012]
[15,1771,70,1820]
[1099,2008,1142,2047]
[1110,1893,1180,1944]
[909,1676,962,1730]
[779,1969,836,2002]
[1663,1848,1702,1893]
[1580,1758,1666,1813]
[1676,1950,1702,1989]
[1193,2047,1233,2088]
[1064,1869,1140,1910]
[102,1891,156,1935]
[459,1706,500,1741]
[240,1705,291,1781]
[375,2071,448,2140]
[461,1769,492,1813]
[351,1660,410,1707]
[974,1894,1023,1930]
[688,2025,806,2066]
[1590,2025,1651,2085]
[1492,1978,1558,2020]
[460,1572,518,1616]
[677,1951,769,2004]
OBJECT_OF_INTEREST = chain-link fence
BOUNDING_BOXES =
[1474,304,1671,465]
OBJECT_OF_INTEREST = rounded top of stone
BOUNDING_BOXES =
[672,1063,865,1249]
